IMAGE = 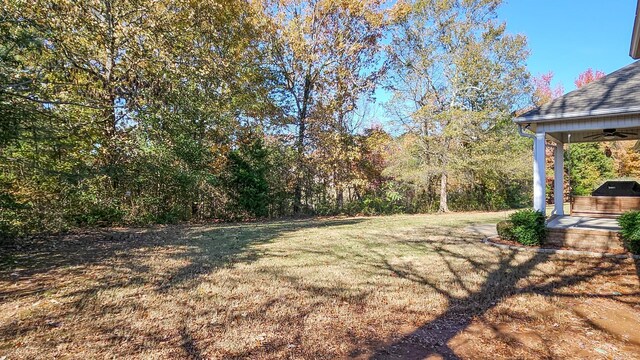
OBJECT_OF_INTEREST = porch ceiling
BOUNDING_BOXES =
[547,126,640,143]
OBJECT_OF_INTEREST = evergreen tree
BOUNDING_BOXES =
[226,135,271,218]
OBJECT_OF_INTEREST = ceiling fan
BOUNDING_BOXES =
[583,128,637,140]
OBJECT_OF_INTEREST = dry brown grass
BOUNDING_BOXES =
[1,212,639,359]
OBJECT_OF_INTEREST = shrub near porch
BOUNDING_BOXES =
[618,210,640,254]
[496,209,547,246]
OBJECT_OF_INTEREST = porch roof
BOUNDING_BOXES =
[515,61,640,123]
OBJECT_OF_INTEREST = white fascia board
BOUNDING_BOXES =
[513,106,640,123]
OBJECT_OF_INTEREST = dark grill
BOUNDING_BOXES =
[591,180,640,197]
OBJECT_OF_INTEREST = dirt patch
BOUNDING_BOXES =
[573,299,640,346]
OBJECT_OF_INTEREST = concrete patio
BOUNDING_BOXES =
[546,215,623,251]
[547,215,621,231]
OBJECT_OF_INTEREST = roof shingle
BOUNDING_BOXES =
[516,60,640,122]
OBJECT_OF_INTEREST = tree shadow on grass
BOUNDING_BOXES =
[0,217,367,356]
[370,227,637,359]
[1,218,366,294]
[180,324,204,360]
[2,218,636,358]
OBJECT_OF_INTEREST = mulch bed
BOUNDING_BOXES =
[489,236,630,255]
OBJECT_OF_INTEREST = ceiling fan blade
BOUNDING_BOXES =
[583,133,603,139]
[615,133,629,138]
[618,131,637,136]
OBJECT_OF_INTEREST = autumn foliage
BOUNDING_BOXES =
[574,68,606,88]
[532,72,564,107]
[0,0,541,237]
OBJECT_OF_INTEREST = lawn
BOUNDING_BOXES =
[1,212,639,359]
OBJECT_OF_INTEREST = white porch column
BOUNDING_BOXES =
[553,143,564,216]
[533,132,546,213]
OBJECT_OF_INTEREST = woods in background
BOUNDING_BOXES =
[0,0,578,238]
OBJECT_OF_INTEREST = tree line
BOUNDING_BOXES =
[0,0,548,238]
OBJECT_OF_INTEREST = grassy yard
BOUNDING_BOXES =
[1,212,639,359]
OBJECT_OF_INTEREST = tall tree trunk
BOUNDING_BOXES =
[293,115,305,214]
[438,172,449,213]
[293,74,312,214]
[336,177,344,210]
[101,90,119,196]
[102,0,118,177]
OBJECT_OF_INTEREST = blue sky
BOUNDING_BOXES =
[498,0,638,91]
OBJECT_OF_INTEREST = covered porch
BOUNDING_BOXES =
[515,61,640,250]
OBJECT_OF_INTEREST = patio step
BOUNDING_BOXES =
[546,228,623,251]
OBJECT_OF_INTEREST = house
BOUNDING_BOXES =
[512,1,640,250]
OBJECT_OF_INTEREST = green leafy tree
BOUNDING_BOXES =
[566,143,614,196]
[1,0,276,233]
[386,0,530,212]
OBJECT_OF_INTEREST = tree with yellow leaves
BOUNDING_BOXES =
[262,0,388,213]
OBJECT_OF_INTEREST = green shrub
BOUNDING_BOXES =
[226,136,271,218]
[71,204,125,227]
[618,211,640,254]
[509,209,546,246]
[496,220,515,241]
